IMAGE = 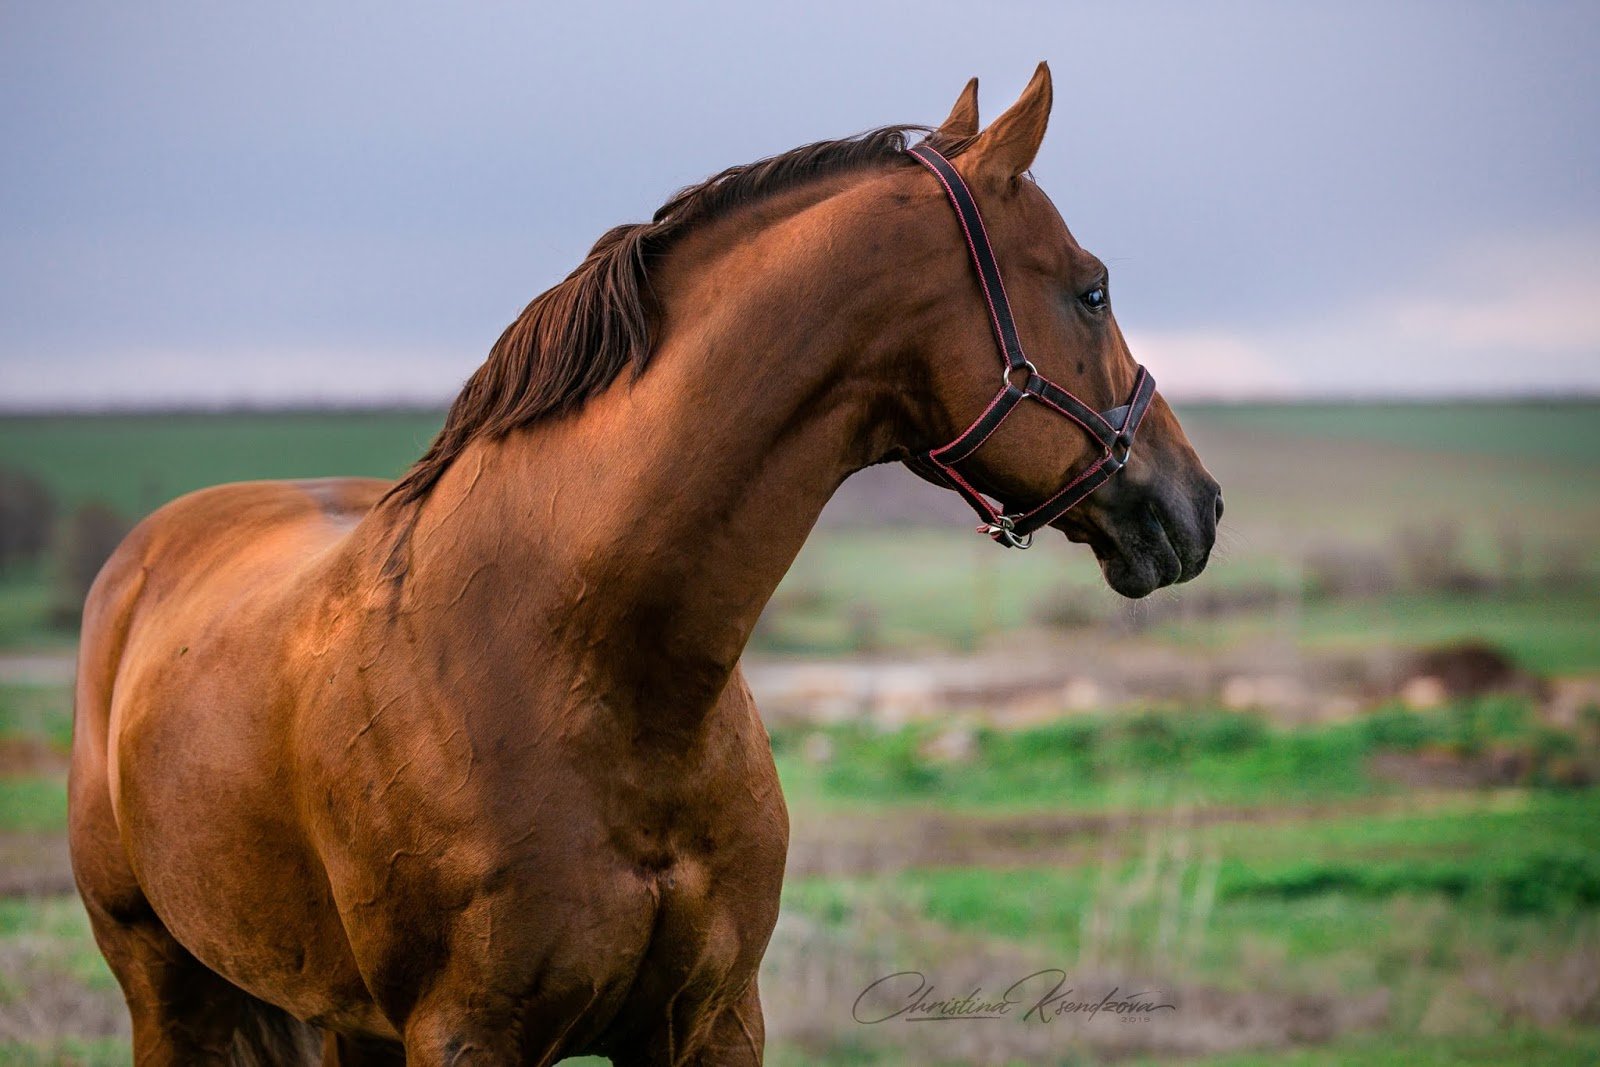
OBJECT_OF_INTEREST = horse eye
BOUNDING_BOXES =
[1080,286,1108,312]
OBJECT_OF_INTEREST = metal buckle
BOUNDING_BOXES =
[979,514,1033,550]
[1108,432,1133,470]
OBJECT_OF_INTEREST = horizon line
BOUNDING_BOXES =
[2,388,1598,419]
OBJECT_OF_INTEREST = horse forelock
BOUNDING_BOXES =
[384,123,975,507]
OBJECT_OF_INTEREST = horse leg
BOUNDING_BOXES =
[400,982,606,1066]
[73,741,254,1061]
[80,893,247,1065]
[321,1032,407,1066]
[610,979,767,1067]
[230,992,324,1065]
[87,890,326,1066]
[401,1008,524,1066]
[687,979,766,1067]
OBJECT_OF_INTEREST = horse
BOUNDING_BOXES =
[69,63,1220,1065]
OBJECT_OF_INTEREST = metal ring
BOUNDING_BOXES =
[982,515,1034,550]
[1003,527,1034,550]
[1003,358,1039,386]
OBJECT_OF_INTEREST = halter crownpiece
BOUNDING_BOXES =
[902,144,1157,549]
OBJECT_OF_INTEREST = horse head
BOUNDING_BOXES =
[902,64,1222,597]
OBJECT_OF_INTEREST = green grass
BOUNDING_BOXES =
[0,778,68,832]
[771,541,1600,662]
[763,533,1600,662]
[0,897,116,994]
[773,698,1588,814]
[1160,587,1600,675]
[0,403,1594,1063]
[764,528,1094,653]
[0,1039,130,1067]
[780,716,1373,813]
[784,790,1600,1004]
[1162,1028,1600,1067]
[0,410,443,516]
[0,897,123,1067]
[1200,787,1583,857]
[2,403,1598,661]
[1190,400,1600,467]
[1182,400,1600,568]
[0,685,73,751]
[0,570,66,651]
[6,401,1594,514]
[763,1030,1600,1067]
[1205,791,1600,916]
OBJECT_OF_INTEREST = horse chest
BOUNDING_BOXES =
[308,686,786,1034]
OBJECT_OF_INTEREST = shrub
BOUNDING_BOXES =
[50,501,131,626]
[988,718,1101,762]
[819,725,944,798]
[1495,849,1600,915]
[1224,850,1600,915]
[1192,712,1269,754]
[1362,704,1442,751]
[1120,710,1182,766]
[1303,543,1396,600]
[1029,586,1100,629]
[1394,521,1488,593]
[0,466,57,574]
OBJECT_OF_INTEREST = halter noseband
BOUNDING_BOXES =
[902,144,1157,549]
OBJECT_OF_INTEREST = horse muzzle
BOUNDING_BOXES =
[1056,473,1222,598]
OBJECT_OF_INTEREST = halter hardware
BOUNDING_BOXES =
[902,144,1157,549]
[980,514,1033,550]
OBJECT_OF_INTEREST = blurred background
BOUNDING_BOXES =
[2,3,1597,1065]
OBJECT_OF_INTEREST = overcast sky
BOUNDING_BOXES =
[2,1,1597,407]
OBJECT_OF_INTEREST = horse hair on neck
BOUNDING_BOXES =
[385,124,973,506]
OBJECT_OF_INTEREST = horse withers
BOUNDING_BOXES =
[70,63,1220,1065]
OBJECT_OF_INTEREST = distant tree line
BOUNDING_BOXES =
[0,467,56,572]
[0,465,132,625]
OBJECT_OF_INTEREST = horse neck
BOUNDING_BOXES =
[396,176,932,715]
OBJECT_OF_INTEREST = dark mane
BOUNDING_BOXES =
[385,123,969,505]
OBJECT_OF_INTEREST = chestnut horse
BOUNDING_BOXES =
[70,64,1220,1065]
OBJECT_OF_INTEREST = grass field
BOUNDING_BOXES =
[1188,401,1600,466]
[4,698,1598,1063]
[771,697,1585,814]
[0,401,1596,1064]
[2,401,1598,663]
[0,410,441,516]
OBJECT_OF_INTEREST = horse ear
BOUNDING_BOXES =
[935,77,980,140]
[966,61,1052,182]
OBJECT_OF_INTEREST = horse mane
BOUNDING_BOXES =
[384,123,973,506]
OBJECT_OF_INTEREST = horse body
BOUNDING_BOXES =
[70,66,1222,1063]
[75,465,789,1061]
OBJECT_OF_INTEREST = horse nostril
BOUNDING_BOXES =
[1214,491,1225,525]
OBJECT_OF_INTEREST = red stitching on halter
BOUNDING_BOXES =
[1017,453,1111,522]
[928,386,1014,464]
[959,167,1033,369]
[1027,379,1107,440]
[909,147,1012,368]
[940,465,1004,525]
[1114,366,1151,432]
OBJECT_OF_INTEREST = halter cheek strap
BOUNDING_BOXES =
[903,144,1157,549]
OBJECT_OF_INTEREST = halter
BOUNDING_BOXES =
[902,144,1157,549]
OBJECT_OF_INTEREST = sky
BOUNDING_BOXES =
[2,1,1597,407]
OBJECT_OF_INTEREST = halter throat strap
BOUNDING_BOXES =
[903,143,1157,549]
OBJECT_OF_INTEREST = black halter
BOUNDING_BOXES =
[902,144,1157,549]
